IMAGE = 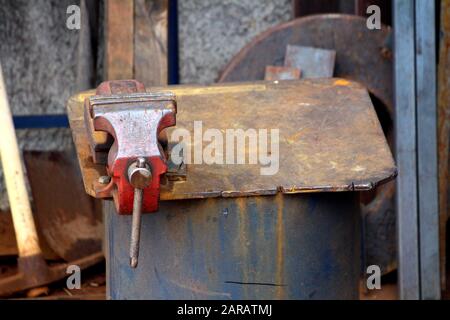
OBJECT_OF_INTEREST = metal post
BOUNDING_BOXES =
[394,0,440,299]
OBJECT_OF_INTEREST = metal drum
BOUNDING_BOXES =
[67,79,396,300]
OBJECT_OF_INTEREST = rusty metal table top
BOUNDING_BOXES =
[67,78,396,201]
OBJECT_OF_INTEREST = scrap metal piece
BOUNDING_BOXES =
[129,185,143,268]
[414,0,440,299]
[68,79,397,202]
[0,213,17,257]
[105,0,134,80]
[284,45,336,78]
[264,66,301,80]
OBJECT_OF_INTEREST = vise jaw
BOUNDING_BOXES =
[84,80,177,215]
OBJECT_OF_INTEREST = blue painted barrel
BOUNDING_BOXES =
[105,192,360,299]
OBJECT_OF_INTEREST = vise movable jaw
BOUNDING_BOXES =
[84,80,177,267]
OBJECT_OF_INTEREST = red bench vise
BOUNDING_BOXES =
[83,79,177,267]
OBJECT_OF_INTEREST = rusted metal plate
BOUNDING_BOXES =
[0,213,18,256]
[438,0,450,290]
[217,13,396,275]
[354,0,392,26]
[415,0,440,299]
[264,66,301,80]
[284,45,335,78]
[67,79,396,202]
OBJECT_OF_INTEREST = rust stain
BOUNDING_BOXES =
[168,278,232,299]
[275,194,285,299]
[286,131,303,145]
[333,79,351,86]
[438,0,450,288]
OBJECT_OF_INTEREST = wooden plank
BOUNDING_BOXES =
[105,0,134,80]
[0,212,60,260]
[264,66,301,80]
[416,0,440,299]
[394,0,420,300]
[76,0,95,91]
[134,0,168,86]
[438,0,450,291]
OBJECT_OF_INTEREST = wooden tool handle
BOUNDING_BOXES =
[0,63,41,257]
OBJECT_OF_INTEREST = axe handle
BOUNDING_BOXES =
[0,63,41,258]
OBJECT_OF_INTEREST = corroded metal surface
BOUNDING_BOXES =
[0,252,103,297]
[217,14,396,275]
[85,80,177,214]
[105,192,361,299]
[438,0,450,289]
[68,79,396,202]
[219,14,393,115]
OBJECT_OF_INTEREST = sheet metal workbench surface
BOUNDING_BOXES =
[67,79,396,299]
